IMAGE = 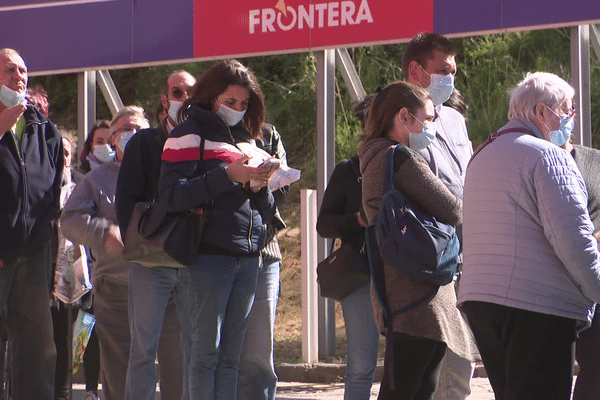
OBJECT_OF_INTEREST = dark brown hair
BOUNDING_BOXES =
[26,85,49,116]
[183,59,265,139]
[401,32,456,78]
[353,91,378,130]
[80,120,111,163]
[362,81,430,143]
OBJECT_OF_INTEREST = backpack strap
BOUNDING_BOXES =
[347,156,361,182]
[367,144,442,391]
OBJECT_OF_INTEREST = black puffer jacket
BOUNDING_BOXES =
[159,106,275,256]
[0,106,63,259]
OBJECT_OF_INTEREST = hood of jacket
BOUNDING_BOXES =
[357,137,397,178]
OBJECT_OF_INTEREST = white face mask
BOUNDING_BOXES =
[0,85,26,108]
[215,104,246,126]
[168,100,184,124]
[92,143,116,163]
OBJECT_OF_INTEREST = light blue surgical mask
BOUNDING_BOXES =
[117,131,136,152]
[427,73,454,106]
[545,106,575,147]
[0,85,26,107]
[409,120,437,150]
[92,144,116,163]
[216,104,246,126]
[548,115,574,147]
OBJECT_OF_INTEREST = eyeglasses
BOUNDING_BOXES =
[546,105,576,119]
[170,88,185,100]
[112,125,139,136]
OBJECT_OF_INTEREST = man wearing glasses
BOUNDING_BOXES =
[116,70,196,400]
[61,106,151,400]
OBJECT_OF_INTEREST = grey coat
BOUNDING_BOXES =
[459,118,600,323]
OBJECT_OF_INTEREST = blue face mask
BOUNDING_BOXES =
[409,120,437,150]
[427,73,454,106]
[0,85,26,107]
[117,131,136,152]
[216,104,246,126]
[548,115,574,147]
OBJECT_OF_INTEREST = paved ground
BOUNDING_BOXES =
[67,378,496,399]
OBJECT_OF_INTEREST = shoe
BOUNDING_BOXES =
[83,391,100,400]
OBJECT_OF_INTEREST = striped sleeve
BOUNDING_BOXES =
[162,134,245,163]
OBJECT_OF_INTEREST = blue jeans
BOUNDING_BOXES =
[125,263,191,400]
[0,242,56,400]
[185,254,259,400]
[238,258,280,400]
[432,348,475,400]
[340,283,379,400]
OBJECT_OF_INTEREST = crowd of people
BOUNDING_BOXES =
[0,28,599,400]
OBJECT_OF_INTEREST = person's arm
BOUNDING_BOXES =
[535,148,600,303]
[317,160,363,239]
[48,121,65,221]
[394,147,462,227]
[0,101,26,139]
[267,125,290,208]
[115,132,148,236]
[248,186,276,224]
[159,133,238,212]
[60,174,114,252]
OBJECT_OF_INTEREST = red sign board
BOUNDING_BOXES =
[193,0,433,58]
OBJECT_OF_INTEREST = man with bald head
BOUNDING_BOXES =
[116,69,196,400]
[0,48,64,399]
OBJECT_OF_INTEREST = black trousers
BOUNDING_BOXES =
[377,333,446,400]
[573,307,600,400]
[462,301,577,400]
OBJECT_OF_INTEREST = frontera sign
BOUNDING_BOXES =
[248,0,374,34]
[193,0,433,58]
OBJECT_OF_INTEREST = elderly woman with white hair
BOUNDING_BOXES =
[458,72,600,400]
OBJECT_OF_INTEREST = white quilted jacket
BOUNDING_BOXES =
[458,118,600,323]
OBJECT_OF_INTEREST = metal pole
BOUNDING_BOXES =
[570,25,591,147]
[97,70,124,117]
[77,71,96,161]
[316,50,336,357]
[335,48,366,103]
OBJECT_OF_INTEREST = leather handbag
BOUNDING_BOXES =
[317,241,371,301]
[122,201,206,268]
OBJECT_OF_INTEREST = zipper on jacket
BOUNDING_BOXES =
[8,129,28,244]
[13,119,49,245]
[247,205,254,251]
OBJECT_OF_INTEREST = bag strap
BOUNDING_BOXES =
[347,157,361,183]
[468,127,534,168]
[371,144,442,391]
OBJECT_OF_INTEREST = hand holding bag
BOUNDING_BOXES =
[122,201,206,268]
[317,241,370,301]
